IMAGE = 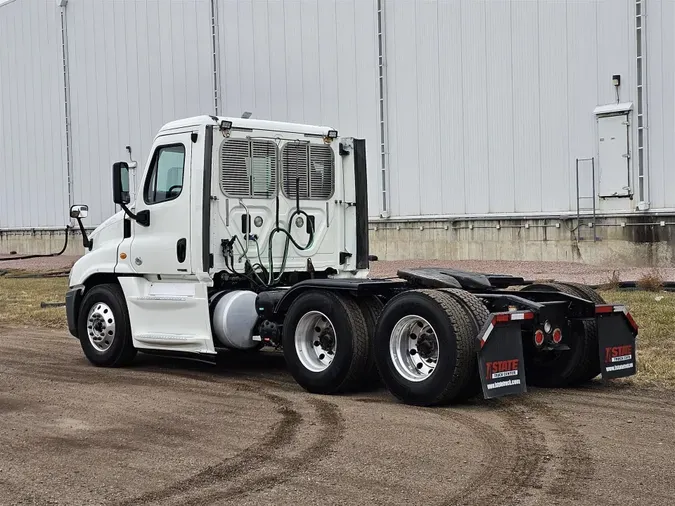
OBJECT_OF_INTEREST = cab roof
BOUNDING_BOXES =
[159,115,336,137]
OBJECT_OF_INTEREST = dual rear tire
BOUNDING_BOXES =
[283,288,487,406]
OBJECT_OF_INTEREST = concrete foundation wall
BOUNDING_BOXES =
[369,215,675,268]
[3,215,675,268]
[0,230,87,257]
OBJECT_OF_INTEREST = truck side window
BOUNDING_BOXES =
[144,144,186,205]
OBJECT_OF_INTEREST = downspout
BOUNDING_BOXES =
[58,0,73,209]
[376,0,390,218]
[210,0,221,115]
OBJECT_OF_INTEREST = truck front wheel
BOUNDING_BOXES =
[282,290,369,394]
[78,283,137,367]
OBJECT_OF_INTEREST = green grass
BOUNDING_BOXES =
[0,276,69,329]
[0,276,672,386]
[599,289,675,386]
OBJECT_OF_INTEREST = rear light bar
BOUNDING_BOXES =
[479,311,535,348]
[492,311,534,325]
[595,304,638,333]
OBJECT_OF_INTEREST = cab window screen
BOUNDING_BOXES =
[220,139,277,198]
[281,143,334,200]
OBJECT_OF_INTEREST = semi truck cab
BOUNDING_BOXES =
[67,116,368,355]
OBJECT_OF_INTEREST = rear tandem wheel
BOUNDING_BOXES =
[520,282,603,387]
[373,289,477,406]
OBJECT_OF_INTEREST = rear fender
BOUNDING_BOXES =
[477,311,532,399]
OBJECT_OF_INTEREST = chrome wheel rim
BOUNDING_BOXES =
[87,303,116,352]
[294,311,336,373]
[390,315,439,382]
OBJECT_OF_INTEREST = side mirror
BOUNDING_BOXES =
[112,161,131,205]
[69,204,92,250]
[70,204,88,219]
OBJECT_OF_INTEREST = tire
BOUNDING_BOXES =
[373,289,476,406]
[282,290,370,394]
[520,282,599,387]
[440,289,490,400]
[78,283,136,367]
[553,282,605,383]
[559,282,606,304]
[356,296,384,388]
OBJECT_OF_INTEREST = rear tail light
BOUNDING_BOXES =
[552,328,562,344]
[534,330,545,346]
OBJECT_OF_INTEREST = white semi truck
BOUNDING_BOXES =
[65,116,638,405]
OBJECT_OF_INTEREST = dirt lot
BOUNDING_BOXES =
[0,326,673,506]
[1,259,675,505]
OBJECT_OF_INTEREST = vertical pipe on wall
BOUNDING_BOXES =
[635,0,649,209]
[58,0,73,209]
[210,0,220,115]
[376,0,390,218]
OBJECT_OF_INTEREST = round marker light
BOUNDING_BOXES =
[254,216,263,227]
[534,330,545,346]
[543,320,552,334]
[295,216,304,228]
[552,328,562,344]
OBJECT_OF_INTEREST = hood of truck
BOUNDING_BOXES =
[69,210,125,287]
[89,211,125,246]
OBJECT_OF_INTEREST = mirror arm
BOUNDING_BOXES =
[120,203,150,227]
[74,217,92,250]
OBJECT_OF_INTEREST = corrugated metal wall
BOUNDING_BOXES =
[1,0,674,229]
[66,0,215,225]
[645,0,675,210]
[384,0,640,218]
[215,0,381,215]
[0,0,68,228]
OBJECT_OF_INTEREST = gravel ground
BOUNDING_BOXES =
[1,327,674,505]
[1,255,674,285]
[0,255,79,272]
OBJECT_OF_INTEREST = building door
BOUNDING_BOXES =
[597,113,631,198]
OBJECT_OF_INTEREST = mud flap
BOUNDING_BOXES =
[596,307,638,379]
[477,316,529,399]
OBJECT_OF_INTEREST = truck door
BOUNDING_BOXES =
[129,132,193,275]
[118,130,215,355]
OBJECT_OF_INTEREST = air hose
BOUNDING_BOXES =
[0,226,71,262]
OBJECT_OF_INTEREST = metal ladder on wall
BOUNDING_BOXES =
[575,157,598,241]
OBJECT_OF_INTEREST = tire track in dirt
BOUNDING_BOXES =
[519,396,595,502]
[552,396,673,418]
[551,388,675,413]
[435,400,547,506]
[185,398,345,505]
[111,367,345,506]
[115,389,301,506]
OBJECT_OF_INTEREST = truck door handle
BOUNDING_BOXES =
[176,238,187,263]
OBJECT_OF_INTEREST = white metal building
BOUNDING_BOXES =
[1,0,673,233]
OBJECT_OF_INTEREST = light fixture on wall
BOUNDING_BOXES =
[612,74,621,104]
